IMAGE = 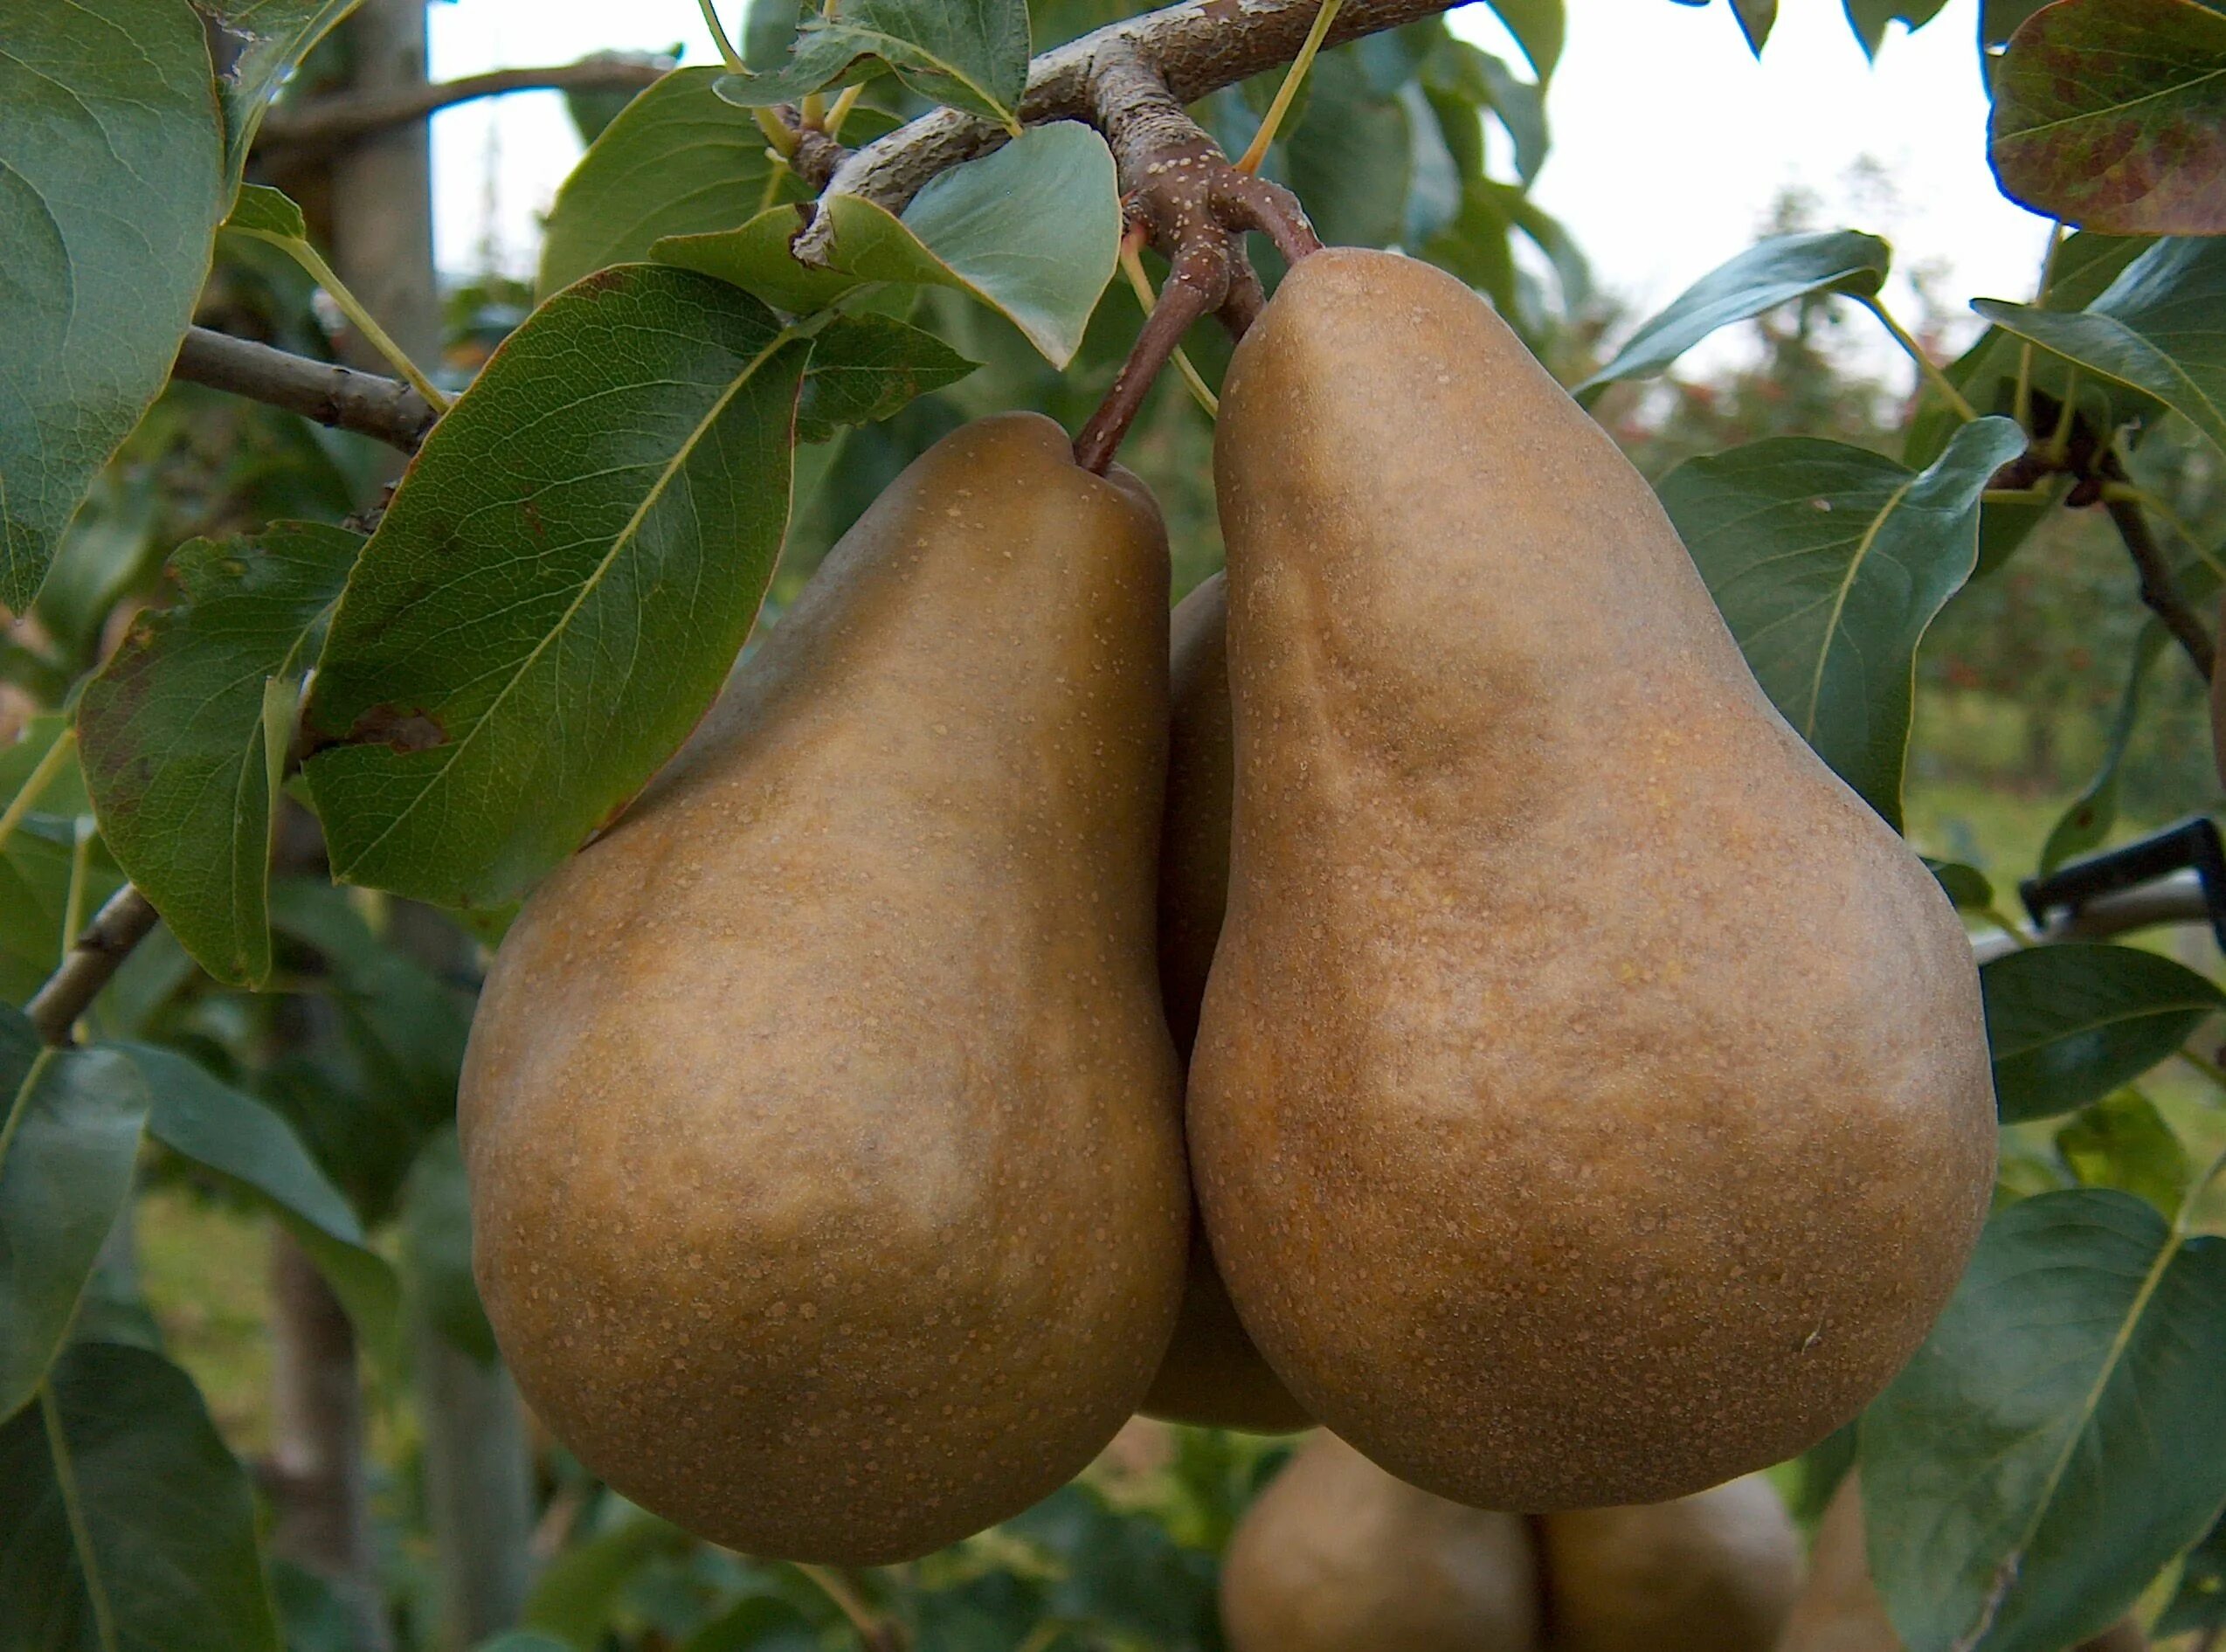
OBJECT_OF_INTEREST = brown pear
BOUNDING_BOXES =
[460,412,1190,1565]
[1539,1476,1800,1652]
[1143,571,1310,1434]
[1220,1432,1542,1652]
[1192,246,1997,1510]
[1777,1476,2145,1652]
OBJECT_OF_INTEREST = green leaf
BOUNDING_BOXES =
[1660,416,2027,827]
[2160,1510,2226,1635]
[77,523,360,987]
[796,314,979,442]
[1575,231,1892,397]
[2034,559,2218,873]
[1974,237,2226,459]
[123,1042,362,1244]
[224,181,308,240]
[1906,230,2153,473]
[0,816,122,1009]
[1981,942,2223,1123]
[0,1341,280,1651]
[1842,0,1950,56]
[522,1509,692,1645]
[301,266,811,909]
[717,0,1030,129]
[477,1637,577,1652]
[400,1129,496,1364]
[0,0,227,610]
[659,121,1120,367]
[676,1598,819,1652]
[1732,0,1776,53]
[0,1011,149,1424]
[1484,0,1564,80]
[1860,1189,2226,1652]
[119,1038,400,1344]
[538,66,803,299]
[1925,857,1995,910]
[33,466,163,664]
[1989,0,2226,235]
[1283,52,1414,250]
[197,0,362,179]
[2055,1088,2190,1216]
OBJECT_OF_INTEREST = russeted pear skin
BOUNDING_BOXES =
[1193,247,1997,1510]
[1774,1476,2146,1652]
[1539,1476,1799,1652]
[1142,572,1310,1435]
[1220,1432,1541,1652]
[460,413,1189,1565]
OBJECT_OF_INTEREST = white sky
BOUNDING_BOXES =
[425,0,2057,379]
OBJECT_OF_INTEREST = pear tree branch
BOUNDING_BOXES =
[172,327,438,453]
[253,56,673,151]
[25,887,160,1045]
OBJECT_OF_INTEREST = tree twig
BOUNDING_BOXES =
[792,0,1462,264]
[173,327,439,453]
[254,57,672,151]
[25,887,160,1046]
[2099,452,2216,681]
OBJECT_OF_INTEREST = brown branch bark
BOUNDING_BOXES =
[25,887,160,1045]
[174,328,438,453]
[2100,453,2216,681]
[793,0,1465,262]
[255,56,671,151]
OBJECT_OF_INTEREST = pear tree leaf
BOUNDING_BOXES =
[120,1039,400,1344]
[0,817,123,1009]
[1981,942,2223,1123]
[2161,1511,2226,1635]
[400,1128,496,1364]
[1659,416,2028,827]
[1906,230,2153,473]
[1988,0,2226,235]
[0,1340,280,1651]
[796,315,978,442]
[0,0,228,610]
[1483,0,1563,81]
[301,266,811,909]
[0,1011,149,1424]
[2055,1088,2191,1217]
[223,181,308,240]
[1731,0,1776,54]
[1860,1189,2226,1652]
[1842,0,1951,56]
[1974,237,2226,459]
[195,0,362,179]
[538,66,805,298]
[2035,557,2217,873]
[1284,52,1414,251]
[1925,858,1994,910]
[522,1510,694,1642]
[655,120,1120,367]
[77,523,361,987]
[1575,230,1893,397]
[715,0,1029,130]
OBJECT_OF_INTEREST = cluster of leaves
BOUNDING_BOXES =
[5,0,2226,1648]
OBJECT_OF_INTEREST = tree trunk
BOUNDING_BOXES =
[268,1231,391,1650]
[413,1325,537,1647]
[329,0,440,391]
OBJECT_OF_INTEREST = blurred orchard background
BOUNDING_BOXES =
[15,0,2225,1648]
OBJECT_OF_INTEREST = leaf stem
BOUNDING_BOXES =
[698,0,747,71]
[43,1381,121,1652]
[755,106,800,156]
[1122,241,1218,417]
[793,1564,903,1649]
[2178,1044,2226,1090]
[1235,0,1345,173]
[59,820,95,964]
[1856,294,1976,424]
[824,83,865,136]
[0,728,77,856]
[239,233,451,412]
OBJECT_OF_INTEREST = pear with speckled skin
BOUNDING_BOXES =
[1142,572,1310,1435]
[1191,246,1997,1511]
[460,413,1189,1565]
[1221,1432,1541,1652]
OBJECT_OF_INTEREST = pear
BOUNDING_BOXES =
[1777,1476,2145,1652]
[1539,1476,1799,1652]
[1191,246,1997,1510]
[1220,1431,1541,1652]
[1142,572,1310,1434]
[460,412,1190,1565]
